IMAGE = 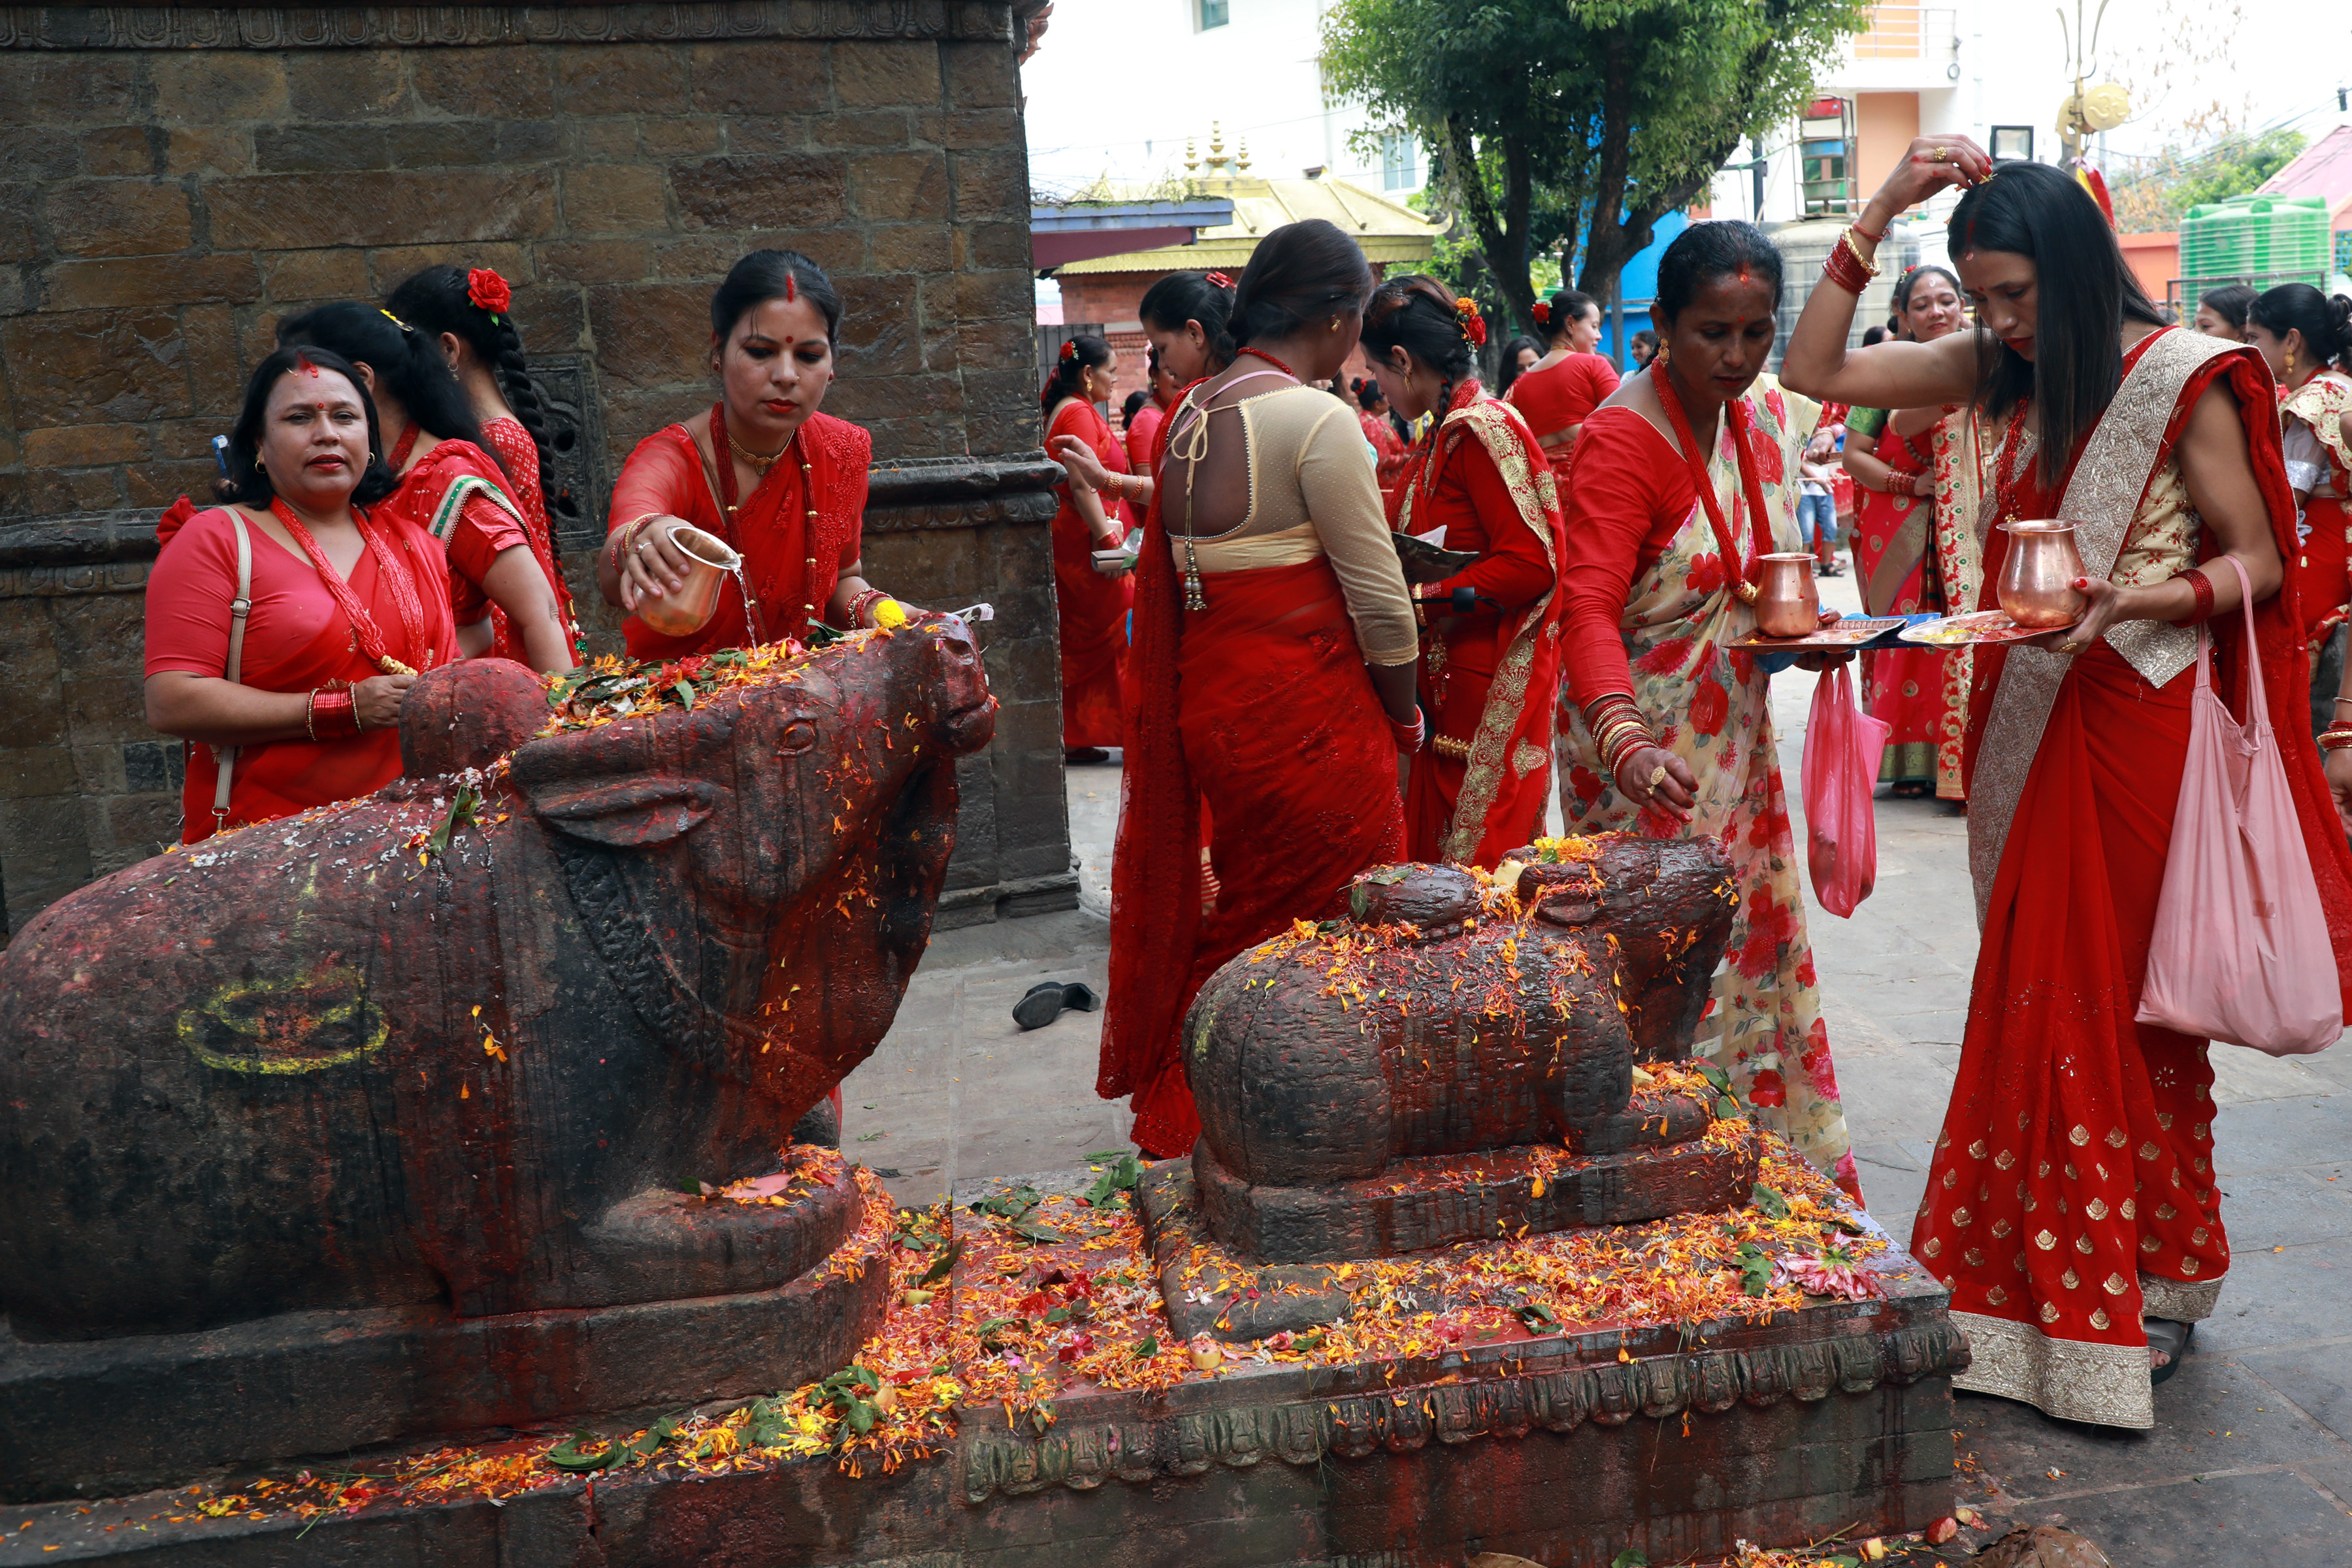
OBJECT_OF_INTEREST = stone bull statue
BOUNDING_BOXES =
[0,619,993,1341]
[1184,838,1743,1260]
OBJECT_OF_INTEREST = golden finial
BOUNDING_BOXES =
[1184,136,1198,174]
[1237,136,1251,173]
[1206,122,1228,174]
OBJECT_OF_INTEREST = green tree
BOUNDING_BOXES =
[2108,128,2308,234]
[1323,0,1865,333]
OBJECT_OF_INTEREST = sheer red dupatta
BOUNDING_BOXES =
[1965,339,2352,1009]
[1100,383,1201,1109]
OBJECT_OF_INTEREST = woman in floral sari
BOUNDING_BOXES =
[1784,146,2352,1428]
[600,250,906,655]
[1363,276,1564,867]
[1555,221,1857,1200]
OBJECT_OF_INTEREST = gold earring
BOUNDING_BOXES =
[2287,345,2298,378]
[1656,344,1671,367]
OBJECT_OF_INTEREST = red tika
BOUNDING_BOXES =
[607,411,870,660]
[1390,382,1565,866]
[146,501,455,842]
[1917,329,2352,1428]
[1102,387,1406,1158]
[478,414,581,664]
[1046,397,1134,751]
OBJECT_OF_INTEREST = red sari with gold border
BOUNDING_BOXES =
[1390,383,1565,867]
[1915,328,2352,1428]
[1100,382,1407,1158]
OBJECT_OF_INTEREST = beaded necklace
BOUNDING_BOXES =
[1652,369,1773,606]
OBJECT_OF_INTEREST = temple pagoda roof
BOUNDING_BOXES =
[1053,171,1442,276]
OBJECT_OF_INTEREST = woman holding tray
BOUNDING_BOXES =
[1782,145,2352,1428]
[1364,275,1565,867]
[1096,223,1420,1159]
[1554,220,1859,1203]
[1841,265,1974,798]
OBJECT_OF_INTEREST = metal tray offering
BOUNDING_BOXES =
[1728,616,1912,652]
[1898,610,2073,647]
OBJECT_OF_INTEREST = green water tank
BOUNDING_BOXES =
[2179,203,2223,281]
[2272,195,2330,279]
[2189,204,2252,281]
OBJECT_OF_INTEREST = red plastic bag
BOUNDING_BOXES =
[1801,663,1889,918]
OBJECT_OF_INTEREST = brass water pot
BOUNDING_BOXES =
[635,523,742,638]
[1997,520,2088,628]
[1752,552,1821,638]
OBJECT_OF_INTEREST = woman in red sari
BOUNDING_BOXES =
[1506,289,1622,485]
[1041,334,1135,762]
[600,251,902,654]
[1784,145,2352,1428]
[145,346,454,842]
[276,303,572,675]
[388,263,582,663]
[1364,276,1564,866]
[1097,222,1421,1157]
[1842,265,1967,793]
[2247,286,2352,659]
[1350,378,1411,501]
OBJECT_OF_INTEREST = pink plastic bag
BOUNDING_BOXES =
[1802,662,1889,919]
[2136,557,2341,1056]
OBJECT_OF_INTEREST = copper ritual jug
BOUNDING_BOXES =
[1997,520,2088,629]
[634,523,743,638]
[1752,552,1820,638]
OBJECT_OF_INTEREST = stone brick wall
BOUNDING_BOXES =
[0,1,1073,939]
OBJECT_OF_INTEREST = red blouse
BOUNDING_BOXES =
[1556,406,1700,702]
[479,414,580,659]
[380,439,533,627]
[1507,353,1621,439]
[1126,403,1164,475]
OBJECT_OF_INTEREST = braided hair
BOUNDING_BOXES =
[1360,274,1475,452]
[386,263,556,504]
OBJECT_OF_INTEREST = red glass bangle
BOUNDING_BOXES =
[1851,218,1888,244]
[2176,567,2215,625]
[309,687,359,742]
[1821,247,1872,296]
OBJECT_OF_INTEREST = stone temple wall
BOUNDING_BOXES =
[0,0,1073,940]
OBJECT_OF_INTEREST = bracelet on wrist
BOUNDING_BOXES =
[2176,568,2215,626]
[308,687,360,742]
[2318,728,2352,751]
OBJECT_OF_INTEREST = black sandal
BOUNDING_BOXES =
[1013,981,1101,1032]
[2146,1317,2195,1385]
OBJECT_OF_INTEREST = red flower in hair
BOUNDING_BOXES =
[1454,295,1487,348]
[1205,271,1235,289]
[1531,299,1551,327]
[1059,339,1077,363]
[467,267,512,318]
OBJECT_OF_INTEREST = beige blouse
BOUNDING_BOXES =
[1163,383,1418,665]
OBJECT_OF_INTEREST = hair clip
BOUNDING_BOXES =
[380,308,415,335]
[1205,271,1234,289]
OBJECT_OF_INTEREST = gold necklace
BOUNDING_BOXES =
[727,430,787,473]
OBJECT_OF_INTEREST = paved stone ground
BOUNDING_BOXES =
[840,570,2352,1562]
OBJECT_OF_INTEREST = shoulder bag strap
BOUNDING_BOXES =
[212,510,254,837]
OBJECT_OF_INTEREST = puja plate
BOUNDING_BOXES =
[1728,615,1911,651]
[1899,610,2077,647]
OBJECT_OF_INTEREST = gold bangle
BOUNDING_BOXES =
[1839,228,1882,280]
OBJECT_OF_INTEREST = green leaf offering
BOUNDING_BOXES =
[1735,1242,1774,1297]
[1750,1183,1789,1221]
[915,1242,960,1288]
[1611,1550,1650,1568]
[1134,1335,1158,1358]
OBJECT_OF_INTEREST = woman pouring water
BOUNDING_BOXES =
[600,251,904,655]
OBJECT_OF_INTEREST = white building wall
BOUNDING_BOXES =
[1020,0,1424,201]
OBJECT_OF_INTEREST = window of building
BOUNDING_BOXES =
[1198,0,1228,29]
[1798,96,1855,218]
[1382,133,1417,191]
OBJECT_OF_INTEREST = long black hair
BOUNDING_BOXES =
[1950,160,2166,490]
[215,344,400,508]
[1348,376,1385,412]
[1654,220,1785,324]
[1362,274,1475,444]
[275,301,485,452]
[384,263,557,504]
[2250,283,2352,373]
[1531,288,1596,346]
[1120,389,1149,430]
[1137,270,1237,369]
[1227,219,1373,348]
[1041,333,1110,414]
[711,248,841,346]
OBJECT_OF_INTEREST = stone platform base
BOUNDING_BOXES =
[1,1177,889,1505]
[1188,1104,1757,1266]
